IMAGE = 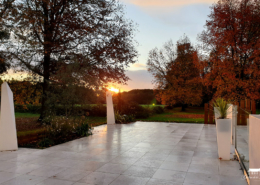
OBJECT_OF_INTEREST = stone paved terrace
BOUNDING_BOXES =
[0,122,247,185]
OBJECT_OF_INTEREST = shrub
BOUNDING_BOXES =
[115,111,135,124]
[54,105,92,117]
[165,105,174,110]
[42,116,92,145]
[16,104,97,117]
[213,98,230,119]
[76,121,92,136]
[135,110,150,119]
[153,106,164,114]
[90,105,106,117]
[125,114,135,122]
[117,102,151,119]
[15,104,41,113]
[37,138,54,148]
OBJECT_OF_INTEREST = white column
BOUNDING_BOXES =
[0,82,18,151]
[232,105,237,145]
[249,115,260,185]
[226,105,233,144]
[106,91,115,125]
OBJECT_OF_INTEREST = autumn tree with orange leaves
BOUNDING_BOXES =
[0,78,42,108]
[147,36,203,111]
[199,0,260,101]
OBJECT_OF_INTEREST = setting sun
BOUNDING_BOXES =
[108,87,119,93]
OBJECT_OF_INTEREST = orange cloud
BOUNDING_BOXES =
[132,63,147,69]
[122,0,216,7]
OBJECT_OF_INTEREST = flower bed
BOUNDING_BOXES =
[16,114,99,149]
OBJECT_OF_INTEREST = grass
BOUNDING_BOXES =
[141,105,165,108]
[138,113,204,123]
[88,117,107,127]
[17,128,45,137]
[15,112,40,118]
[15,112,106,125]
[138,107,204,123]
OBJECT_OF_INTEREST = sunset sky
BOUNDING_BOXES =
[4,0,217,92]
[118,0,217,91]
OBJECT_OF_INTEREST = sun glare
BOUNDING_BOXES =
[108,87,119,93]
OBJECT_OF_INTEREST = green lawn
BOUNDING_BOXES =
[15,112,40,118]
[169,107,204,114]
[138,113,204,123]
[15,106,205,130]
[141,105,165,108]
[17,129,45,137]
[138,107,204,123]
[88,117,106,127]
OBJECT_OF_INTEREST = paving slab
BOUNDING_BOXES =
[0,122,248,185]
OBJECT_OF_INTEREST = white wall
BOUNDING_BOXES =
[249,115,260,184]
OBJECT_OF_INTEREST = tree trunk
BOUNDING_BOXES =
[181,104,187,112]
[118,90,122,113]
[39,3,51,122]
[39,54,50,122]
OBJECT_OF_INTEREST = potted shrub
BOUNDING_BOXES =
[213,98,232,160]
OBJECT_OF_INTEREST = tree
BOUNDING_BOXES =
[0,78,42,107]
[147,36,203,111]
[46,64,100,117]
[6,0,138,120]
[115,89,156,105]
[199,0,260,101]
[0,0,14,74]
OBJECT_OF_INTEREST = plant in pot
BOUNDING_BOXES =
[213,98,232,160]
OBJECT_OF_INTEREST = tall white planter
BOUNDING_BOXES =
[215,105,235,145]
[106,91,115,125]
[0,82,18,151]
[216,119,231,160]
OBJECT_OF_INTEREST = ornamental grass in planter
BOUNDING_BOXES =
[213,98,232,160]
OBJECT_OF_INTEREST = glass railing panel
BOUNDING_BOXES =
[236,107,250,172]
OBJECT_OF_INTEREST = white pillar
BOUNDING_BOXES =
[226,105,233,144]
[106,91,115,125]
[249,115,260,185]
[232,105,237,145]
[0,82,18,151]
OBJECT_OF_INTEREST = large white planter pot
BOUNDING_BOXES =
[216,119,231,160]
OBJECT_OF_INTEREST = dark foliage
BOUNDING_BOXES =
[116,89,157,105]
[89,105,106,117]
[115,111,135,124]
[152,106,164,114]
[117,102,150,119]
[0,0,14,74]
